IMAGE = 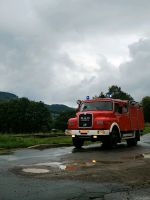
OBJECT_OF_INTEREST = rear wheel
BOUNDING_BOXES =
[126,138,137,146]
[72,137,84,149]
[126,131,140,146]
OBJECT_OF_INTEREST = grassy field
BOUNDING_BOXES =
[0,123,150,149]
[0,134,72,149]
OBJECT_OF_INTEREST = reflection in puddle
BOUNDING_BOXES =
[143,153,150,159]
[20,158,128,174]
[35,162,66,170]
[27,161,95,172]
[20,152,150,175]
[31,159,124,172]
[22,168,49,174]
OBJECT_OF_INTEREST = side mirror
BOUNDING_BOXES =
[77,100,81,105]
[76,108,79,112]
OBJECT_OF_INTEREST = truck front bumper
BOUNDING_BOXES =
[65,129,110,136]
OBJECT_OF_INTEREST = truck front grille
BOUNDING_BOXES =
[79,113,92,128]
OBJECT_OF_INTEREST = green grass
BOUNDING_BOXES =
[144,123,150,134]
[0,134,72,149]
[0,123,150,149]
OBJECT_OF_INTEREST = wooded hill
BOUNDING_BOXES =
[0,92,18,100]
[0,92,74,113]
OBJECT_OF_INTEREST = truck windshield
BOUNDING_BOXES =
[80,101,113,111]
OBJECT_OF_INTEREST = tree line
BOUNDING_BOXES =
[0,98,52,133]
[0,85,149,133]
[0,97,75,133]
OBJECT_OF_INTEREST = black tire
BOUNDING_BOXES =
[136,131,140,141]
[126,138,137,146]
[72,137,84,149]
[102,128,119,148]
[110,128,120,146]
[126,131,139,146]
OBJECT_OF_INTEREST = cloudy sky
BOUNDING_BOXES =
[0,0,150,106]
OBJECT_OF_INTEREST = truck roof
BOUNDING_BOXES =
[82,98,129,104]
[80,98,142,108]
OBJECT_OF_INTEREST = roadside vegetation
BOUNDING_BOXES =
[144,123,150,134]
[0,134,72,149]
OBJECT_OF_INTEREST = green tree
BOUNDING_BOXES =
[54,110,76,131]
[141,96,150,122]
[26,101,52,132]
[108,85,133,100]
[96,85,133,100]
[99,92,105,98]
[0,98,52,133]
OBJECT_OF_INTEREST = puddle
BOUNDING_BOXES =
[27,161,92,172]
[18,159,126,175]
[35,161,80,171]
[22,168,50,174]
[35,162,66,170]
[32,159,124,172]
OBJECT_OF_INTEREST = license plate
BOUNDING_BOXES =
[80,130,88,134]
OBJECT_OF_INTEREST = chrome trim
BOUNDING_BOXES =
[78,113,93,128]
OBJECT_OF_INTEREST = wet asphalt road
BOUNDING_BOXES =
[0,134,150,200]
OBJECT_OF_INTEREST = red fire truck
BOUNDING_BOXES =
[66,97,144,148]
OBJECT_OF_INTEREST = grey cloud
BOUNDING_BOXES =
[0,0,150,106]
[33,0,150,35]
[119,39,150,101]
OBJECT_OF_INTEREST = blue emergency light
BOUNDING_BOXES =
[106,93,112,98]
[86,96,90,100]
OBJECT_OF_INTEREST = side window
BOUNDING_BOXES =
[122,104,128,113]
[115,103,122,114]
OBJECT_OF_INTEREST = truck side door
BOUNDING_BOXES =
[114,103,131,132]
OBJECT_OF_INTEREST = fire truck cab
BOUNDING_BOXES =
[66,98,144,148]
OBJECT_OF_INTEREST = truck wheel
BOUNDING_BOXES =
[126,138,137,146]
[126,131,139,146]
[102,129,119,148]
[136,131,140,141]
[72,137,84,149]
[109,128,119,147]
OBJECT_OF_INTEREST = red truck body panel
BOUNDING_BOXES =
[68,98,144,133]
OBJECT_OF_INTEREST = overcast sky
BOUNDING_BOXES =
[0,0,150,106]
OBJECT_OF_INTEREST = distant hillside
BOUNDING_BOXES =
[47,104,75,113]
[0,91,74,114]
[0,92,18,100]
